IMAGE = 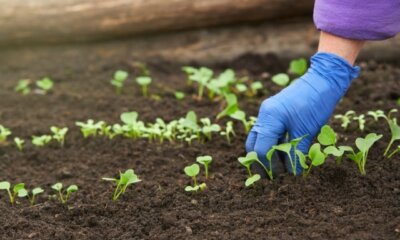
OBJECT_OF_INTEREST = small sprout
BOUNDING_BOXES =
[317,125,336,146]
[217,93,239,119]
[183,67,213,100]
[367,110,386,122]
[111,70,128,94]
[354,114,366,131]
[220,121,236,144]
[174,91,185,100]
[14,79,31,95]
[271,136,305,176]
[271,73,290,87]
[235,83,248,93]
[36,77,54,94]
[75,120,105,138]
[184,163,206,192]
[383,111,400,157]
[238,152,258,177]
[51,126,68,147]
[348,133,383,175]
[249,81,263,96]
[300,143,326,177]
[19,187,44,206]
[289,58,307,76]
[334,110,356,129]
[136,76,152,97]
[229,110,253,133]
[51,183,78,204]
[0,125,12,143]
[245,174,261,187]
[14,137,25,151]
[324,145,353,165]
[0,182,26,205]
[102,169,141,201]
[196,155,212,179]
[32,135,52,147]
[200,118,221,140]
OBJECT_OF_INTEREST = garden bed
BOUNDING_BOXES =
[0,48,399,239]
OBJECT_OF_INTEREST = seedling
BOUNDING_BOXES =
[298,143,326,177]
[51,183,78,204]
[382,110,400,157]
[220,121,236,144]
[217,93,239,119]
[136,76,152,97]
[0,182,26,205]
[110,70,128,94]
[102,169,141,201]
[0,125,11,143]
[19,187,44,206]
[249,81,263,96]
[271,73,290,87]
[174,91,185,100]
[14,137,25,151]
[207,69,236,98]
[182,67,213,100]
[354,114,366,131]
[269,136,305,176]
[245,174,261,187]
[32,135,52,147]
[76,120,105,138]
[196,155,212,179]
[14,79,31,95]
[367,110,386,122]
[184,164,206,192]
[229,110,253,133]
[334,110,356,129]
[289,58,307,76]
[200,118,221,140]
[36,77,54,94]
[347,133,382,175]
[238,152,273,182]
[51,126,68,146]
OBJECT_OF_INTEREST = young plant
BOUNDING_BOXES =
[271,73,290,87]
[229,110,253,133]
[51,126,68,146]
[36,77,54,94]
[220,121,236,144]
[184,163,206,192]
[289,58,307,76]
[238,151,273,182]
[136,76,152,97]
[367,110,386,122]
[0,125,11,143]
[183,67,213,100]
[249,81,263,96]
[14,79,31,95]
[217,93,239,119]
[102,169,141,201]
[347,133,382,175]
[196,155,212,179]
[200,118,221,140]
[174,91,185,100]
[298,143,326,177]
[0,182,26,205]
[317,125,348,165]
[382,110,400,157]
[18,187,44,206]
[51,183,78,204]
[32,135,52,147]
[110,70,128,94]
[334,110,356,129]
[14,137,25,151]
[270,136,305,176]
[354,114,366,131]
[75,120,105,138]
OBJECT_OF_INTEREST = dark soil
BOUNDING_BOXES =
[0,45,399,240]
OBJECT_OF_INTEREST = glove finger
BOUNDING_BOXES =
[245,130,257,152]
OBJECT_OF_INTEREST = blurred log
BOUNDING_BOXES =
[0,0,313,46]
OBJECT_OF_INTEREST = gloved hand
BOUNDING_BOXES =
[246,52,360,176]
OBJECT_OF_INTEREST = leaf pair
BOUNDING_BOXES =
[102,169,141,201]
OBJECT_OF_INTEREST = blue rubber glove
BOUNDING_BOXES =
[246,52,360,175]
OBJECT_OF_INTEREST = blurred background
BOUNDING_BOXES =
[0,0,399,64]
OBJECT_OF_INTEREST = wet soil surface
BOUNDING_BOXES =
[0,47,399,239]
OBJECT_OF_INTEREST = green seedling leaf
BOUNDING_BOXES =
[317,125,336,146]
[289,58,307,76]
[51,126,68,146]
[102,169,141,201]
[32,187,44,196]
[296,150,308,169]
[52,182,78,204]
[0,125,11,143]
[36,77,54,93]
[235,84,248,92]
[217,93,238,119]
[353,133,382,175]
[0,181,10,190]
[32,135,52,147]
[184,164,200,177]
[111,70,128,94]
[52,183,63,191]
[271,73,290,87]
[121,112,139,125]
[175,91,185,100]
[196,155,213,179]
[15,79,31,95]
[245,174,261,187]
[136,76,152,97]
[308,143,325,167]
[185,185,199,192]
[14,137,25,151]
[384,118,400,157]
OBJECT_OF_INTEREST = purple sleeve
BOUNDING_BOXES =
[314,0,400,40]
